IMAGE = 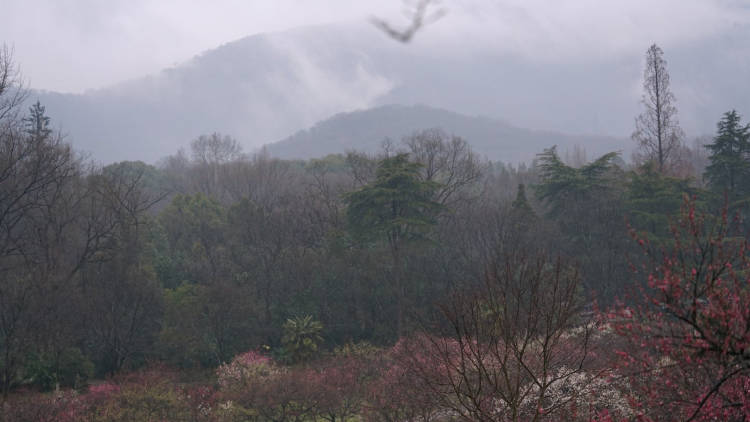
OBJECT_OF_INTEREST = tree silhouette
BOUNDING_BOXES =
[632,44,684,173]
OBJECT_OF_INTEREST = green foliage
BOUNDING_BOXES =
[511,183,534,214]
[510,183,537,230]
[534,146,624,243]
[704,110,750,202]
[157,193,228,284]
[280,315,324,364]
[306,153,349,172]
[345,153,442,248]
[23,348,94,391]
[102,160,170,198]
[626,163,699,242]
[534,146,631,297]
[333,341,381,359]
[344,153,444,336]
[158,284,218,368]
[158,283,258,368]
[535,146,620,218]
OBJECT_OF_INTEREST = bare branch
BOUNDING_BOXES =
[371,0,446,43]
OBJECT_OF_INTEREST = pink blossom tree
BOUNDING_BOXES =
[609,199,750,420]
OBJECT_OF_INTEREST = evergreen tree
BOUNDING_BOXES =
[627,162,696,243]
[534,147,628,297]
[704,110,750,200]
[345,153,442,247]
[535,146,620,220]
[23,100,52,141]
[345,153,442,335]
[510,183,536,229]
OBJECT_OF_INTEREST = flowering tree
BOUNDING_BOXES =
[216,350,324,422]
[364,342,437,422]
[311,357,369,422]
[609,199,750,420]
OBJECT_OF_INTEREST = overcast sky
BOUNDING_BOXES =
[2,0,749,93]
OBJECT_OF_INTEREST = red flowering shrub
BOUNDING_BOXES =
[1,367,209,422]
[311,357,369,422]
[363,339,438,422]
[1,390,80,422]
[608,200,750,421]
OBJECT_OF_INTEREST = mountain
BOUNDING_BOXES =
[32,24,395,163]
[28,21,750,164]
[266,104,627,164]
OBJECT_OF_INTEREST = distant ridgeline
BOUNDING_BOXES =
[264,104,627,164]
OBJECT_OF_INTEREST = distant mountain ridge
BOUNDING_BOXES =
[27,21,750,164]
[266,104,627,164]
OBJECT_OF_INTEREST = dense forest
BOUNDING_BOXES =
[1,39,750,422]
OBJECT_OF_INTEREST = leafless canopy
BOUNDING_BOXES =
[398,247,596,421]
[0,45,27,123]
[403,128,485,206]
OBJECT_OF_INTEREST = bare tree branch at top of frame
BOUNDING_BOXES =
[0,45,27,124]
[371,0,446,43]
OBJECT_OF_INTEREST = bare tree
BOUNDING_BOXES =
[81,164,166,374]
[189,133,244,199]
[0,114,87,397]
[403,128,485,207]
[344,150,378,188]
[398,248,597,421]
[0,45,26,123]
[632,44,684,173]
[190,133,243,165]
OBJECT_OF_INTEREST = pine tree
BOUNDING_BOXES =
[704,110,750,199]
[511,183,536,223]
[23,101,53,141]
[511,183,534,215]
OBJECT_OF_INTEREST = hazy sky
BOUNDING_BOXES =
[2,0,749,93]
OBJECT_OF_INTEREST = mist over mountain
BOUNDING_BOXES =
[29,21,750,164]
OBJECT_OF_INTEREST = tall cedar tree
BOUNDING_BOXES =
[704,110,750,200]
[626,163,695,243]
[345,153,442,336]
[632,44,684,173]
[535,146,619,220]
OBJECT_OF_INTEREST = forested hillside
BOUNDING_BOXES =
[265,104,626,163]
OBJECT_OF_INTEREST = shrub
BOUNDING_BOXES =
[23,348,94,391]
[280,315,324,365]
